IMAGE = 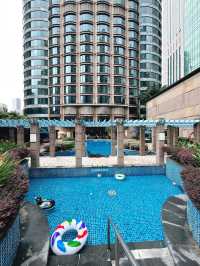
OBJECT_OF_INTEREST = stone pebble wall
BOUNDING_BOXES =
[0,215,20,266]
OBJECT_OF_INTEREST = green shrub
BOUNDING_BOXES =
[0,140,18,154]
[0,155,16,186]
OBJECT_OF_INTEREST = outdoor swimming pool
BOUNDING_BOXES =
[26,175,181,245]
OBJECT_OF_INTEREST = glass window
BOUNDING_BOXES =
[80,13,93,22]
[113,16,125,26]
[80,55,93,63]
[97,24,109,33]
[65,55,76,63]
[65,35,76,43]
[97,45,110,53]
[65,85,76,94]
[64,13,76,23]
[114,46,125,55]
[80,44,93,52]
[97,34,109,43]
[80,64,93,73]
[98,95,110,104]
[49,86,60,95]
[80,23,93,32]
[50,37,59,45]
[114,27,125,35]
[114,56,125,65]
[65,44,76,53]
[114,37,125,45]
[49,67,60,75]
[65,75,76,83]
[98,85,109,94]
[80,34,93,42]
[80,85,93,93]
[80,75,93,83]
[97,14,110,23]
[49,57,60,65]
[65,24,76,33]
[50,26,60,35]
[64,96,76,104]
[97,65,110,73]
[65,65,76,74]
[97,55,109,63]
[80,95,92,104]
[98,75,109,83]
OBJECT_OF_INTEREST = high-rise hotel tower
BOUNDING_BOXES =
[23,0,162,120]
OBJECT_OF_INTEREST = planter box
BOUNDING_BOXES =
[0,214,20,266]
[187,200,200,246]
[166,157,184,189]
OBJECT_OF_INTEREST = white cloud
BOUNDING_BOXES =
[0,1,23,110]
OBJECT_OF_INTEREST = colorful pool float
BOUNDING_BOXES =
[50,219,88,255]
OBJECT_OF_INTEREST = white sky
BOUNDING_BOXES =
[0,1,23,110]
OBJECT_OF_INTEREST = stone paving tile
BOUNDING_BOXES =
[39,155,157,168]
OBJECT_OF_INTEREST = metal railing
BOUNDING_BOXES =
[107,218,139,266]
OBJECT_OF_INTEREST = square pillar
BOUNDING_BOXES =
[152,127,156,152]
[117,122,124,166]
[172,127,179,146]
[49,126,56,157]
[75,122,83,167]
[81,126,86,157]
[194,123,200,143]
[17,126,24,146]
[9,128,15,142]
[167,126,173,147]
[111,126,117,156]
[156,125,165,165]
[139,127,145,156]
[30,122,40,168]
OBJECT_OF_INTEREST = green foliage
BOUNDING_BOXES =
[0,155,16,186]
[0,140,18,154]
[177,137,195,150]
[0,111,26,119]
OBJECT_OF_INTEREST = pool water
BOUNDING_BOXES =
[55,140,139,157]
[26,175,181,245]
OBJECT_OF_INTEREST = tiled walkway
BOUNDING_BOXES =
[39,155,157,168]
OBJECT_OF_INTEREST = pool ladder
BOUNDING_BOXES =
[107,218,139,266]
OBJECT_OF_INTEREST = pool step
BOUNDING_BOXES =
[112,247,175,266]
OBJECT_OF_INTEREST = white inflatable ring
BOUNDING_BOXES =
[50,219,88,255]
[115,173,126,180]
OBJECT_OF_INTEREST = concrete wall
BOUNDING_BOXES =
[147,71,200,136]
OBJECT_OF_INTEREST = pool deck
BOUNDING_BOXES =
[39,155,157,168]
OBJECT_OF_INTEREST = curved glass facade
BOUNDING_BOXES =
[140,0,162,117]
[184,0,200,75]
[23,0,49,117]
[49,0,139,120]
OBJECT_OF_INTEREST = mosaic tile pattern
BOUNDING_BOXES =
[187,200,200,246]
[27,175,181,245]
[30,165,165,179]
[0,215,20,266]
[166,158,184,189]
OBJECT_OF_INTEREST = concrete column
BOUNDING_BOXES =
[167,126,173,147]
[117,122,124,166]
[111,127,117,156]
[9,128,15,142]
[17,126,24,146]
[81,126,86,157]
[75,122,83,167]
[156,125,165,165]
[139,127,145,156]
[194,123,200,143]
[152,127,156,152]
[49,126,56,157]
[30,122,40,168]
[172,127,179,146]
